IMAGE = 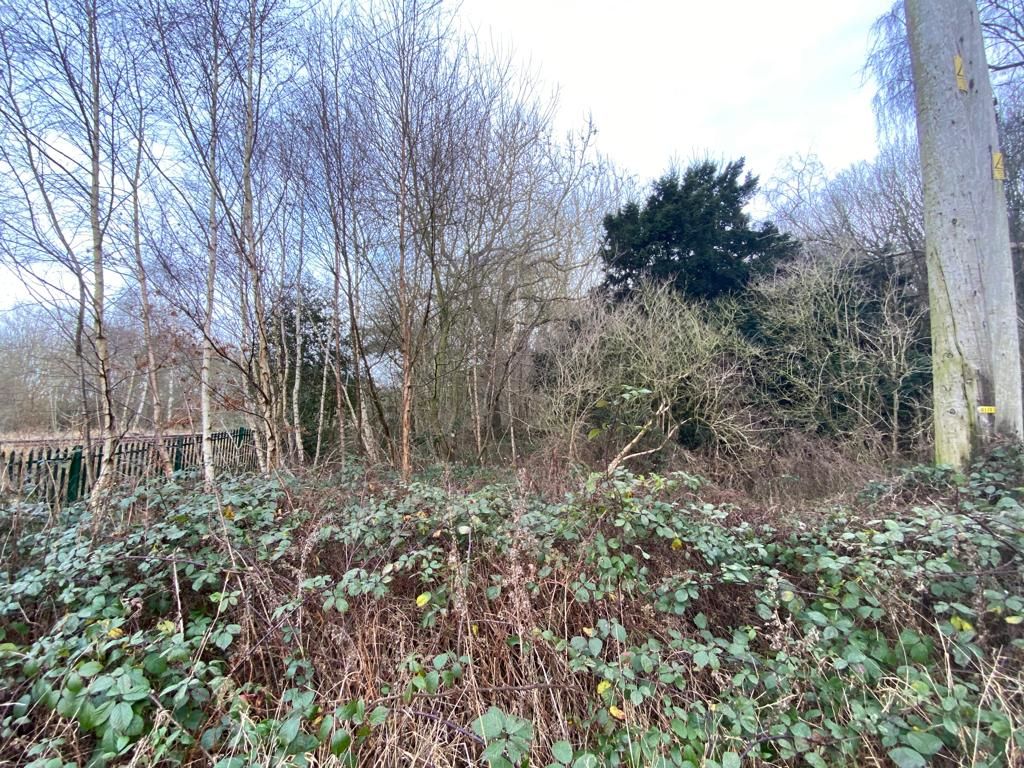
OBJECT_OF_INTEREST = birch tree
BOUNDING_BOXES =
[0,0,126,503]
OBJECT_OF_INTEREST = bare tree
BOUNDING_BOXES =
[0,0,132,503]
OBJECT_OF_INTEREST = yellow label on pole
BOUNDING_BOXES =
[978,405,997,414]
[954,55,968,92]
[993,153,1006,180]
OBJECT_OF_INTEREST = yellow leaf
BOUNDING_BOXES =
[582,627,595,637]
[597,680,612,695]
[107,627,124,639]
[471,623,479,636]
[222,505,235,520]
[780,590,795,602]
[609,705,626,721]
[950,616,974,632]
[416,592,432,608]
[671,538,683,551]
[1005,615,1023,625]
[157,620,176,635]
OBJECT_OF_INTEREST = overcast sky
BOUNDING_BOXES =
[457,0,893,186]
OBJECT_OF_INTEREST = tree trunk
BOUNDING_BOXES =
[292,209,306,464]
[87,4,116,508]
[906,0,1024,467]
[314,326,331,466]
[201,24,220,490]
[129,104,173,477]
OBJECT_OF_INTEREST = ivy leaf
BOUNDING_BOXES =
[416,592,432,608]
[721,752,741,768]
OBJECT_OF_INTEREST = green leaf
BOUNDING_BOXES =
[551,740,574,764]
[79,661,103,677]
[330,729,352,755]
[888,747,926,768]
[572,756,599,768]
[721,752,741,768]
[279,716,301,746]
[214,631,233,650]
[483,741,509,762]
[369,705,389,726]
[904,731,944,756]
[472,707,506,741]
[108,702,133,734]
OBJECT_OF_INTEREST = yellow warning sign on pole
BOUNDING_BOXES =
[978,405,997,414]
[993,153,1006,180]
[954,55,968,92]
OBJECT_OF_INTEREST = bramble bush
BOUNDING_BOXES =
[1,448,1022,766]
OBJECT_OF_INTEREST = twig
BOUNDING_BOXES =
[404,708,485,746]
[171,551,184,634]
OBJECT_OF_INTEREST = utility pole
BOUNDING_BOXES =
[905,0,1023,467]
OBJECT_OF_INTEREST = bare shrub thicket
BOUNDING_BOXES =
[537,256,931,476]
[751,251,931,454]
[538,286,761,470]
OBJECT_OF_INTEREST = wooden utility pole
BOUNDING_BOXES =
[905,0,1023,467]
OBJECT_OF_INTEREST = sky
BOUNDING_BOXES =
[457,0,894,188]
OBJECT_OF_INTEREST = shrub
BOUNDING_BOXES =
[1,449,1022,766]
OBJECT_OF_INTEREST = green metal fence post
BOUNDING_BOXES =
[66,446,83,504]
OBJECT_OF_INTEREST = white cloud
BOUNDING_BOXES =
[457,0,893,183]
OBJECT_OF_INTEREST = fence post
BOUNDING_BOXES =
[172,436,184,472]
[67,446,83,504]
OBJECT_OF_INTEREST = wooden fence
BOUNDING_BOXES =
[0,428,259,505]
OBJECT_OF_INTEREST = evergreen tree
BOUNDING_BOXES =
[600,159,796,301]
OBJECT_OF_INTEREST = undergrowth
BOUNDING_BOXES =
[1,447,1023,767]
